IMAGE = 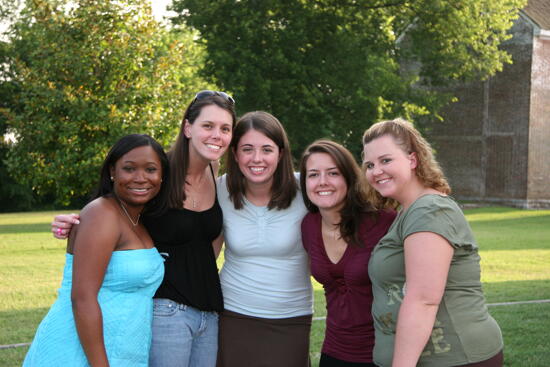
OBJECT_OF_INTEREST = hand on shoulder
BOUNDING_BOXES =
[52,213,80,239]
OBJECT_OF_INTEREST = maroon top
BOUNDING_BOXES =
[301,209,396,363]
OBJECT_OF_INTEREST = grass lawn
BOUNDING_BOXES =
[1,207,549,366]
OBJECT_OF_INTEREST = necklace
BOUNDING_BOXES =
[188,194,199,209]
[118,200,140,226]
[183,195,199,209]
[185,177,204,209]
[322,221,340,241]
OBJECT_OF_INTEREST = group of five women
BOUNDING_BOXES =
[25,90,503,367]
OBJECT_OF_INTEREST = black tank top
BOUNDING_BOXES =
[142,166,223,312]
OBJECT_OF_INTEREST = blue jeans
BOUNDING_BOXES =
[149,298,219,367]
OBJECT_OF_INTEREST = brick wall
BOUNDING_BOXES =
[425,15,550,208]
[528,36,550,205]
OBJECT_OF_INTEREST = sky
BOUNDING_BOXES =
[0,0,174,33]
[150,0,176,21]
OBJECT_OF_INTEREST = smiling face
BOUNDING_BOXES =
[305,152,348,213]
[185,104,233,162]
[363,134,417,202]
[234,129,281,188]
[110,145,163,208]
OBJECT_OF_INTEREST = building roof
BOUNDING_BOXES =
[523,0,550,30]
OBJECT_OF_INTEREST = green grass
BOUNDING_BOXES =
[469,208,550,304]
[1,207,549,366]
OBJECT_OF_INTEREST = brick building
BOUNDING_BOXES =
[427,0,550,208]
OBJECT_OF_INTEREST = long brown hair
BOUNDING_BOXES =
[166,94,236,208]
[226,111,297,210]
[362,118,450,209]
[300,140,376,247]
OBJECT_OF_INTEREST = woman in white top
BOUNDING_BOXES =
[216,111,313,367]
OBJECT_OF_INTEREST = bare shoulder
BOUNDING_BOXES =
[211,160,220,177]
[78,197,119,227]
[68,197,121,254]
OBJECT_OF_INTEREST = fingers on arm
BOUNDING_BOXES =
[51,213,80,239]
[212,233,224,259]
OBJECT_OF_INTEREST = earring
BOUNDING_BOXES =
[110,176,114,181]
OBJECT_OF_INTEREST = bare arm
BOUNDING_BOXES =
[212,232,224,259]
[52,213,80,239]
[71,201,118,367]
[391,232,453,367]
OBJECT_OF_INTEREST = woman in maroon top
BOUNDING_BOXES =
[299,140,395,367]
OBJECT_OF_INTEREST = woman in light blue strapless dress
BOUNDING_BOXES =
[24,249,164,366]
[24,134,170,366]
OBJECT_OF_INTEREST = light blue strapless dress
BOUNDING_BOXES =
[23,248,164,366]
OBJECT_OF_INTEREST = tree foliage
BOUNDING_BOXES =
[0,0,35,211]
[2,0,212,206]
[172,0,526,157]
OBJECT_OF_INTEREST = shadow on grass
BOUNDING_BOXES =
[484,279,550,304]
[469,214,550,251]
[0,223,52,234]
[492,302,550,367]
[0,307,49,345]
[472,214,550,227]
[0,346,29,367]
[463,206,550,217]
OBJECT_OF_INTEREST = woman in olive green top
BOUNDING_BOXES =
[361,118,503,367]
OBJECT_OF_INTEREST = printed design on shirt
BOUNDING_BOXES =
[379,312,395,331]
[421,320,452,356]
[379,283,452,355]
[386,283,403,305]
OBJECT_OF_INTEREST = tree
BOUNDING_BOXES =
[2,0,213,206]
[0,0,36,211]
[0,0,21,20]
[171,0,526,158]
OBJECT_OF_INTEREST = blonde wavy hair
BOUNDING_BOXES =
[362,118,451,209]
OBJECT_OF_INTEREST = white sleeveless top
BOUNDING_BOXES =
[217,174,313,318]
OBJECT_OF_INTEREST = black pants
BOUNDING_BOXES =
[455,350,504,367]
[319,353,376,367]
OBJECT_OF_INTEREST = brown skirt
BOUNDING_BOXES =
[217,309,312,367]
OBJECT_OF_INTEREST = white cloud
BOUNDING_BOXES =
[150,0,177,21]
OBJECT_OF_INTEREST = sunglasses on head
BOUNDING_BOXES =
[191,90,235,106]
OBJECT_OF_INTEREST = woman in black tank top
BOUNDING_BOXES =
[52,91,236,367]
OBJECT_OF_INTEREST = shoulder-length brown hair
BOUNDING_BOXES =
[300,139,377,247]
[166,94,236,208]
[226,111,297,210]
[362,117,450,209]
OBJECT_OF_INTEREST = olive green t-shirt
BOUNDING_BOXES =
[369,195,503,367]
